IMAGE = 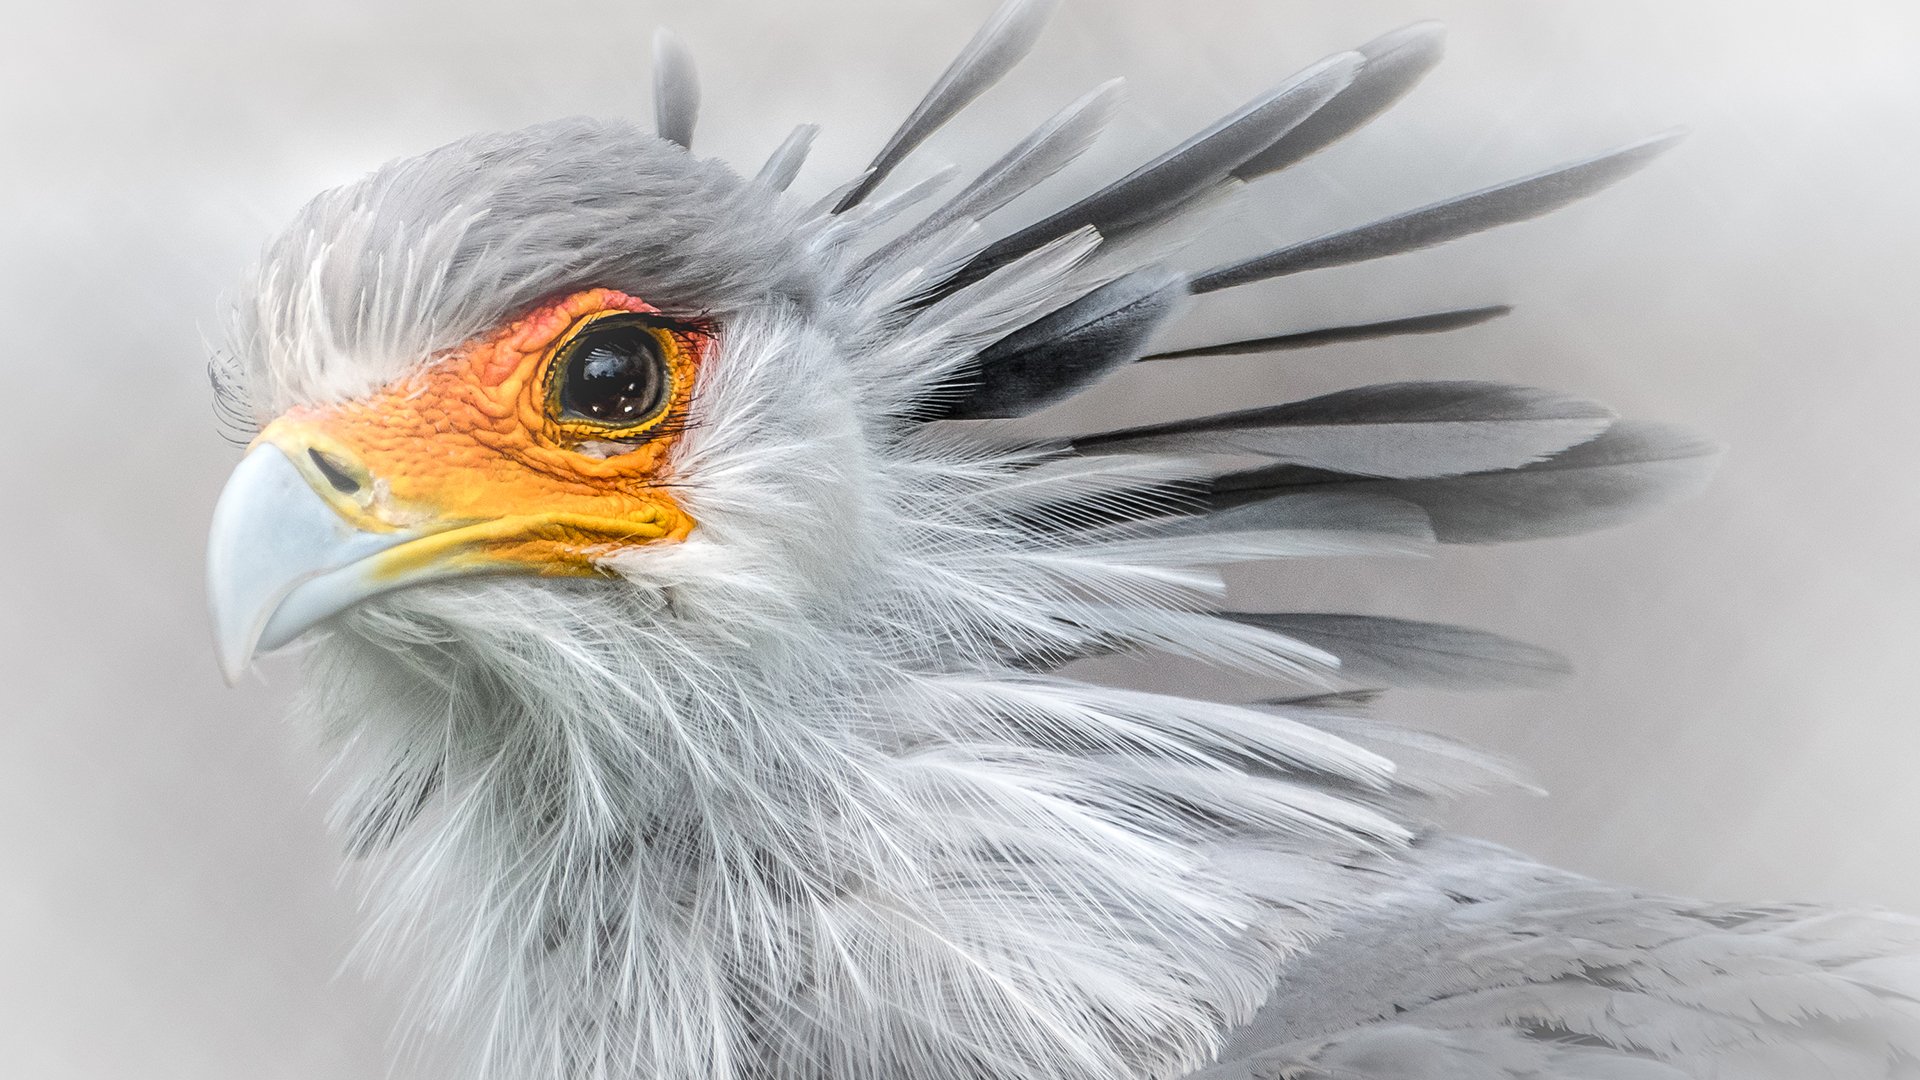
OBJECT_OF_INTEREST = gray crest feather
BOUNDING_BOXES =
[651,29,700,149]
[1193,131,1684,293]
[754,124,819,192]
[1072,381,1616,478]
[941,51,1362,295]
[832,0,1058,212]
[1141,490,1438,550]
[1210,422,1723,544]
[1231,22,1447,181]
[929,78,1124,230]
[1143,305,1512,361]
[862,78,1123,280]
[926,265,1187,420]
[850,79,1121,291]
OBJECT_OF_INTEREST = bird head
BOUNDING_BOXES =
[208,120,858,681]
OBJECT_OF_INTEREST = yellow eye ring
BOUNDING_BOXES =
[541,309,695,442]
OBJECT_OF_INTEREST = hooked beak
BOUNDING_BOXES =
[205,443,421,684]
[206,428,679,684]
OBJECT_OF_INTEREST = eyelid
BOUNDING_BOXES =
[570,307,709,339]
[639,312,711,335]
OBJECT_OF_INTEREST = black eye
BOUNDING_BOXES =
[557,318,669,426]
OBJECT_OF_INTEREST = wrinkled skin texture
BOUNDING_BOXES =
[255,288,703,580]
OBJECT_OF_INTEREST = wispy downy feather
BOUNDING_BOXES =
[1046,603,1342,686]
[1285,710,1539,801]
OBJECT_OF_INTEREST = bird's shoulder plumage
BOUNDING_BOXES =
[1216,837,1920,1079]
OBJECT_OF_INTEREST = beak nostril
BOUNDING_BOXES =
[308,448,364,496]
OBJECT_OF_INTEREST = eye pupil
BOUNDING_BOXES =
[559,321,667,425]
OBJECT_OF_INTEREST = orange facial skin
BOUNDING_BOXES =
[256,288,705,581]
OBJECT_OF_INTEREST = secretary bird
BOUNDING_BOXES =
[204,2,1920,1077]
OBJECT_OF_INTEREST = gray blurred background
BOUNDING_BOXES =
[2,0,1917,1075]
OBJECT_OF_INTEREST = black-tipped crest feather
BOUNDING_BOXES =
[1210,422,1720,543]
[1194,131,1684,293]
[1072,381,1615,478]
[925,266,1188,420]
[1231,22,1447,180]
[1143,305,1511,361]
[833,0,1057,213]
[936,52,1362,297]
[921,79,1124,236]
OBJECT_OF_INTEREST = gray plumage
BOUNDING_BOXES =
[204,7,1920,1080]
[928,266,1187,420]
[922,79,1123,233]
[651,29,700,150]
[225,116,816,414]
[1071,382,1616,478]
[1193,132,1684,293]
[1229,22,1447,180]
[1210,423,1723,544]
[1228,613,1572,690]
[1142,305,1513,361]
[944,52,1361,292]
[754,124,818,192]
[832,0,1057,212]
[1205,837,1920,1080]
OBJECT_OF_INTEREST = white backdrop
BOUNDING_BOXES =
[2,0,1917,1076]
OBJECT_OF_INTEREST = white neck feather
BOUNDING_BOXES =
[297,192,1412,1080]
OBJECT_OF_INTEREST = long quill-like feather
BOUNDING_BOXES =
[1231,22,1447,180]
[1193,132,1683,293]
[651,29,700,150]
[940,52,1362,294]
[1143,305,1512,361]
[1072,381,1616,478]
[1210,422,1721,542]
[832,0,1058,212]
[1226,613,1572,689]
